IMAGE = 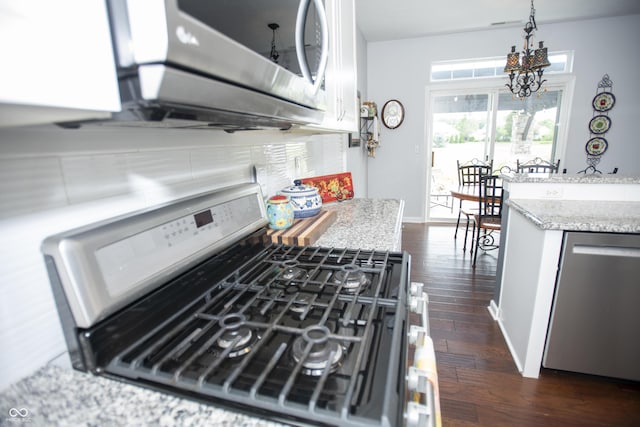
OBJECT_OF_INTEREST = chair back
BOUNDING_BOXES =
[478,175,503,220]
[457,159,492,186]
[516,157,560,173]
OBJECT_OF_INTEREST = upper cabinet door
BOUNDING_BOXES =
[319,0,358,132]
[0,0,121,127]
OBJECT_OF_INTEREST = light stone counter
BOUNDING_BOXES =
[0,364,287,427]
[508,199,640,233]
[0,199,405,427]
[501,172,640,184]
[316,198,405,251]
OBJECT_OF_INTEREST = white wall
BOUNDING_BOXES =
[365,14,640,221]
[0,125,347,389]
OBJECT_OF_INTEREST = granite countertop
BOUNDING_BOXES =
[0,198,405,427]
[508,198,640,233]
[315,198,405,251]
[501,172,640,184]
[0,363,287,427]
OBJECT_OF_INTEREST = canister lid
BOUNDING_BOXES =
[280,180,318,197]
[267,195,290,204]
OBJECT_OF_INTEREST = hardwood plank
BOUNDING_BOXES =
[402,223,640,426]
[440,398,478,424]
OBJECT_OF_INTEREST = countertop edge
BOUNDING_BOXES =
[501,173,640,184]
[508,199,640,233]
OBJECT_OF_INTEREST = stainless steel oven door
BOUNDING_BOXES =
[110,0,328,111]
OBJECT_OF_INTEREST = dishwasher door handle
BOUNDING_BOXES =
[572,244,640,258]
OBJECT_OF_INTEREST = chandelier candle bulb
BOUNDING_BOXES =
[504,46,520,72]
[533,42,550,68]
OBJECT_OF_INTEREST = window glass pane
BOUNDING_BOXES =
[493,90,562,172]
[452,69,473,79]
[475,67,496,77]
[432,70,452,81]
[430,93,491,219]
[546,62,565,72]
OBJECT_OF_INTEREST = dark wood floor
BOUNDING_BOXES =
[402,223,640,427]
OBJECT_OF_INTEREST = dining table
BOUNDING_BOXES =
[450,185,482,203]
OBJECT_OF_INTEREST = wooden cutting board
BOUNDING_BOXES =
[266,209,337,246]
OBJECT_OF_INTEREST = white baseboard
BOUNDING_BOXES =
[487,299,500,320]
[496,315,525,375]
[402,216,424,223]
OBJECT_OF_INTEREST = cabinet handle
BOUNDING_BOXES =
[573,244,640,258]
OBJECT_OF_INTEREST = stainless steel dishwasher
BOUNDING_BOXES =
[543,231,640,381]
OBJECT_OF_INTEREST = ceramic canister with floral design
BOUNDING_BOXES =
[266,195,294,230]
[279,180,322,218]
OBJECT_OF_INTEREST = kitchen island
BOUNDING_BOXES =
[493,174,640,379]
[0,198,404,427]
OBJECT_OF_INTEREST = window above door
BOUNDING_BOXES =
[430,52,573,82]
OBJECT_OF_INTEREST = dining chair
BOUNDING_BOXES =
[494,165,515,174]
[455,159,492,252]
[516,157,560,173]
[471,175,503,267]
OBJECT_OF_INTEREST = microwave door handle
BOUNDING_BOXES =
[295,0,329,93]
[295,0,312,83]
[313,0,329,92]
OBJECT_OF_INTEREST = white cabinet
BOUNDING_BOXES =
[0,0,120,127]
[320,0,358,132]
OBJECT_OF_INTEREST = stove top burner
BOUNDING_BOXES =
[333,264,370,294]
[279,260,307,281]
[216,314,258,358]
[289,293,314,314]
[291,325,344,376]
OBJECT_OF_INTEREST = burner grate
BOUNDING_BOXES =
[87,244,409,426]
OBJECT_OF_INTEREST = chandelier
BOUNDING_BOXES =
[504,0,551,99]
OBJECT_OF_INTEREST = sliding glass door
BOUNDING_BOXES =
[429,92,491,220]
[427,85,568,221]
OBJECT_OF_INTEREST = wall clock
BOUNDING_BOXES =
[381,99,404,129]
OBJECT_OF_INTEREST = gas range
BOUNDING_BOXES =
[42,184,439,426]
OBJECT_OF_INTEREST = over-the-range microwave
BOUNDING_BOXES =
[104,0,328,130]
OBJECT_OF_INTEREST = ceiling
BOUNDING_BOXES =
[355,0,640,42]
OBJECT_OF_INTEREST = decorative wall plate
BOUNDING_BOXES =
[588,115,611,134]
[585,137,608,156]
[592,92,615,112]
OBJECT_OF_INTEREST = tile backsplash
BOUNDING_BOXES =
[0,125,347,389]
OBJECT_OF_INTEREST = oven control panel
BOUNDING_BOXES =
[96,192,265,299]
[42,183,269,328]
[160,200,235,248]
